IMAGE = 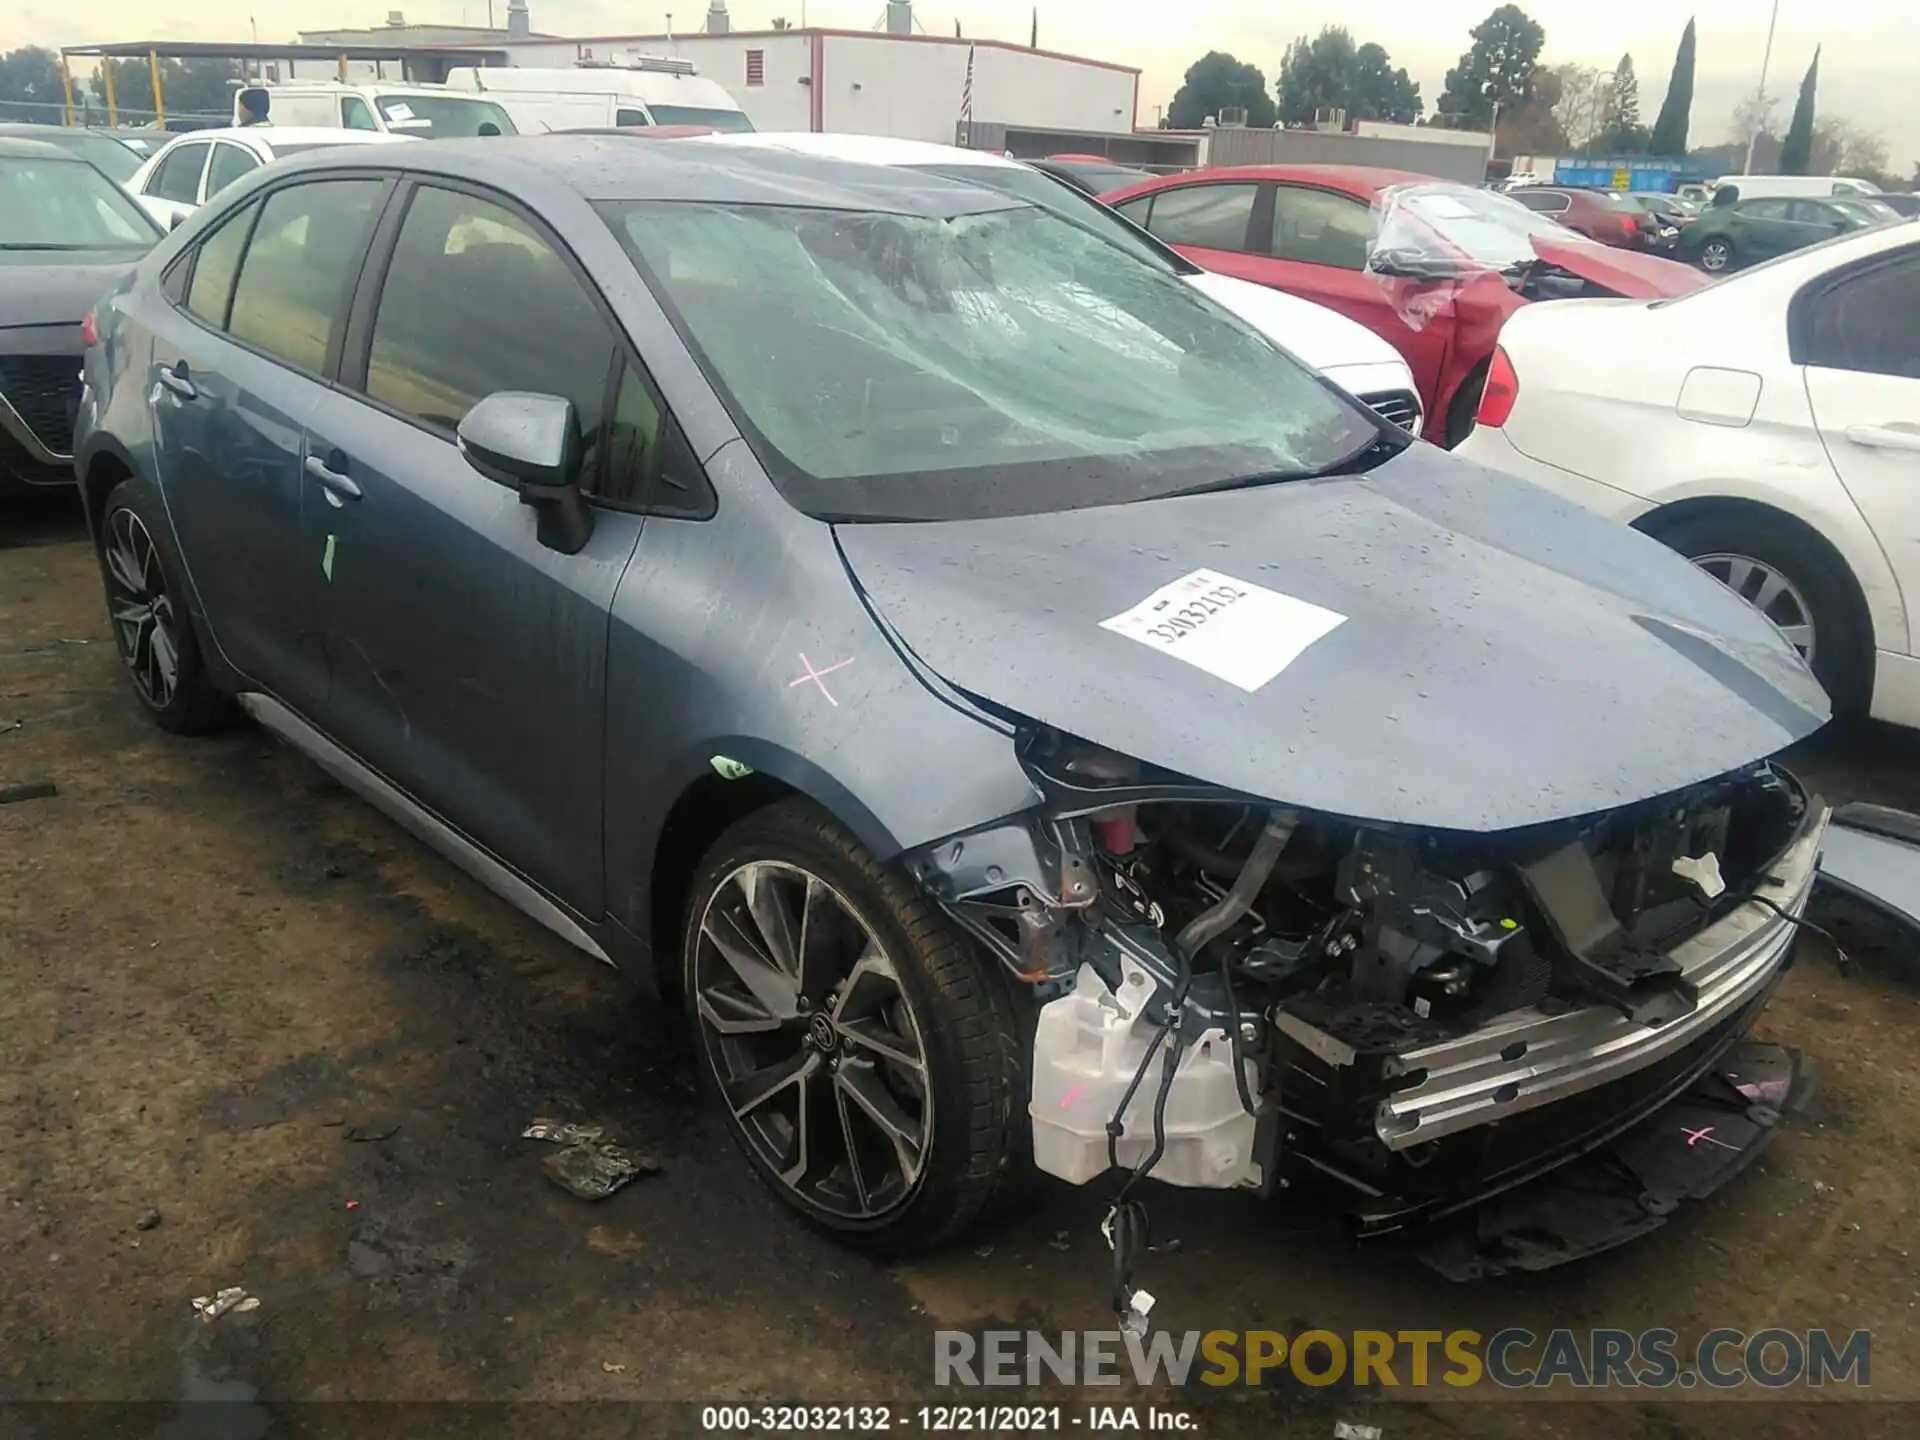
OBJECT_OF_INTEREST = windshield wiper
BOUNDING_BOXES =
[1160,432,1408,500]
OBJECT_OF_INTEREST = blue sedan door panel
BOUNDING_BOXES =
[297,180,651,916]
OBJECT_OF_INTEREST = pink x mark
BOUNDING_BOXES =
[789,652,854,707]
[1683,1124,1739,1152]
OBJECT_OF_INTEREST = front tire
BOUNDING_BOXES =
[98,479,235,734]
[1645,508,1871,713]
[1698,237,1735,273]
[682,800,1020,1255]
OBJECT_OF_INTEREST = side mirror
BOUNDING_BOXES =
[457,391,594,554]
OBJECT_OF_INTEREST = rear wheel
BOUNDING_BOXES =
[98,479,236,734]
[683,800,1020,1254]
[1643,508,1870,713]
[1698,237,1736,273]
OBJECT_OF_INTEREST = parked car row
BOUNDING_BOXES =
[67,134,1832,1274]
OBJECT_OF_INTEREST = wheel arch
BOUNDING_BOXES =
[1632,494,1880,701]
[76,440,140,548]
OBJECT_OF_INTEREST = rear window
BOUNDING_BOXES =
[374,94,517,137]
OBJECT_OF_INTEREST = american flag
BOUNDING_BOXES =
[959,43,975,141]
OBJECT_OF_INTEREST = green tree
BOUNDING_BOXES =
[1275,27,1356,126]
[1436,4,1545,128]
[0,46,74,125]
[1167,51,1276,129]
[1352,43,1423,124]
[1779,47,1818,174]
[1600,53,1648,151]
[88,57,241,126]
[1648,18,1696,155]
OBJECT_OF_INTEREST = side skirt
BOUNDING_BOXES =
[236,692,614,967]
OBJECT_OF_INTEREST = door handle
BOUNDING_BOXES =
[1844,423,1920,454]
[304,453,363,503]
[156,362,196,402]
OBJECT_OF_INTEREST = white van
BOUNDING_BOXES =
[231,81,518,139]
[444,61,754,134]
[1711,173,1884,202]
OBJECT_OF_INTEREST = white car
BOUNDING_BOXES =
[1458,222,1920,724]
[696,132,1424,430]
[127,128,412,229]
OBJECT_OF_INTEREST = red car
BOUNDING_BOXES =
[1507,185,1668,250]
[1102,165,1706,446]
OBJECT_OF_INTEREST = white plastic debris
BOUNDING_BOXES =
[1333,1423,1383,1440]
[1672,852,1726,901]
[190,1287,260,1323]
[542,1142,656,1201]
[522,1119,605,1145]
[1119,1287,1156,1337]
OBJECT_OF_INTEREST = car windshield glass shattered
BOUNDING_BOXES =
[0,155,160,249]
[375,94,518,137]
[604,200,1381,520]
[1375,182,1598,269]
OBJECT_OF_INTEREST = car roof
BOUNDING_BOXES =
[1106,163,1440,198]
[273,134,1026,217]
[163,127,413,150]
[699,131,1019,171]
[0,135,79,161]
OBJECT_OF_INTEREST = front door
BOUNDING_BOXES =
[1800,242,1920,655]
[301,180,656,914]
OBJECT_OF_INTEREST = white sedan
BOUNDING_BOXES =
[696,132,1425,431]
[1459,221,1920,723]
[126,127,412,229]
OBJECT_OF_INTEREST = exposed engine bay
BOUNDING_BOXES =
[909,727,1826,1241]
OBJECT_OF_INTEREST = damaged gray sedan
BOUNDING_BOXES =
[75,138,1831,1274]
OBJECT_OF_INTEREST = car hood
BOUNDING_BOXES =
[835,447,1828,833]
[1184,270,1409,374]
[1531,235,1706,299]
[0,248,148,330]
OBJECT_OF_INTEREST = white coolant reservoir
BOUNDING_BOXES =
[1029,956,1260,1189]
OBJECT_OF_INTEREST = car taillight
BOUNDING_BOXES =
[80,309,97,346]
[1476,346,1520,428]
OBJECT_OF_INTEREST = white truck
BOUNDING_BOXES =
[443,60,754,134]
[1711,173,1885,202]
[229,81,518,139]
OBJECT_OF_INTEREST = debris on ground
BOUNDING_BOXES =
[601,1361,627,1374]
[135,1208,162,1231]
[190,1287,261,1323]
[1333,1423,1383,1440]
[0,780,57,805]
[522,1118,604,1145]
[343,1122,399,1143]
[540,1142,657,1201]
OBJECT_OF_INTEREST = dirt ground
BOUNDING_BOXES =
[6,495,1920,1439]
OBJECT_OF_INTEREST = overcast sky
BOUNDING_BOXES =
[8,0,1914,166]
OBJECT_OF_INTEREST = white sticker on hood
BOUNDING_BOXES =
[1100,568,1345,692]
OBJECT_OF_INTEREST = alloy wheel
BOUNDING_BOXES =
[693,860,934,1221]
[1700,240,1732,272]
[1692,551,1816,662]
[103,507,182,711]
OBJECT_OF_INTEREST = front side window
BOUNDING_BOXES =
[1270,186,1373,270]
[227,179,384,375]
[1803,250,1920,379]
[1138,183,1257,253]
[0,155,159,249]
[147,143,209,204]
[341,95,379,131]
[374,94,517,137]
[616,108,651,127]
[185,202,258,327]
[605,199,1381,522]
[205,144,260,199]
[365,186,614,457]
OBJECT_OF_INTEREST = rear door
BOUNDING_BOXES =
[1261,182,1452,401]
[1799,242,1920,655]
[145,175,389,708]
[1109,180,1264,284]
[1732,200,1808,260]
[300,179,659,913]
[202,141,261,203]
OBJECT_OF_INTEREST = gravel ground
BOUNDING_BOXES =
[5,495,1919,1439]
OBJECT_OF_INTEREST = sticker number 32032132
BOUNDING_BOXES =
[1100,567,1346,693]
